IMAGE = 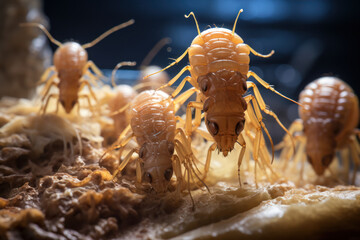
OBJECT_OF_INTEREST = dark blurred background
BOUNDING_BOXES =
[41,0,359,141]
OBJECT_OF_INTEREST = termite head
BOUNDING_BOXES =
[139,140,174,193]
[304,122,337,175]
[206,113,245,157]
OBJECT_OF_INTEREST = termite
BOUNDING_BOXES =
[145,9,298,185]
[21,19,134,114]
[102,88,206,202]
[278,77,360,184]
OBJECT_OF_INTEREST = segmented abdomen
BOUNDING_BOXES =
[299,77,359,139]
[129,90,176,146]
[188,28,250,80]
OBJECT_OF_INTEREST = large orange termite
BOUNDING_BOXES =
[278,77,360,184]
[102,88,207,202]
[145,9,298,185]
[21,19,134,114]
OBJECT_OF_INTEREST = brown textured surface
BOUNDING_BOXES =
[0,90,359,240]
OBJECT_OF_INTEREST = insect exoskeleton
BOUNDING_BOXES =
[278,76,360,184]
[102,89,206,197]
[21,19,134,114]
[144,9,298,185]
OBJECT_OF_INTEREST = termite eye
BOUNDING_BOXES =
[201,80,208,92]
[164,168,173,181]
[321,155,333,167]
[203,99,210,112]
[235,120,245,135]
[168,143,174,155]
[139,146,146,159]
[71,100,77,108]
[144,172,152,183]
[207,121,219,135]
[307,156,312,165]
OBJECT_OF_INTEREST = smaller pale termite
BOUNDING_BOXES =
[21,19,134,114]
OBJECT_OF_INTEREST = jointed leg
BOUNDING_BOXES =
[83,60,104,79]
[41,93,59,114]
[244,95,263,162]
[136,159,142,183]
[79,79,98,101]
[247,81,296,152]
[237,133,246,187]
[37,66,56,85]
[185,101,204,136]
[172,155,184,192]
[173,87,197,113]
[245,95,275,163]
[156,65,192,93]
[145,48,189,80]
[194,128,213,141]
[79,94,96,114]
[40,75,57,98]
[100,131,134,161]
[349,139,360,185]
[112,148,137,179]
[247,71,300,106]
[203,143,217,181]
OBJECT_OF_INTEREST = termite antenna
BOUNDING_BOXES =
[82,19,135,49]
[140,37,172,68]
[20,23,62,47]
[111,61,136,87]
[232,9,243,35]
[185,12,201,36]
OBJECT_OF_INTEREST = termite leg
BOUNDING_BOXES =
[175,128,203,177]
[100,131,134,161]
[203,143,217,181]
[341,148,350,184]
[136,158,142,183]
[349,138,360,185]
[145,48,189,80]
[194,128,213,141]
[155,65,191,93]
[247,81,296,153]
[78,94,93,113]
[244,95,263,162]
[245,95,275,163]
[79,80,98,102]
[175,139,208,191]
[246,45,274,58]
[85,70,100,87]
[37,66,56,85]
[185,101,204,136]
[275,119,303,150]
[40,81,58,102]
[247,71,300,107]
[157,66,192,96]
[84,60,104,77]
[173,87,197,113]
[172,155,183,192]
[41,93,58,114]
[237,133,246,187]
[112,148,137,179]
[294,141,306,182]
